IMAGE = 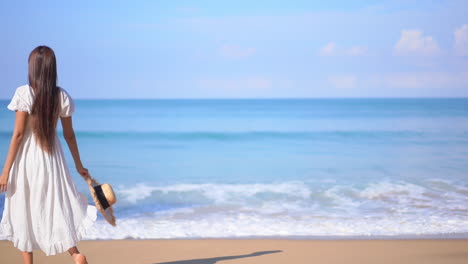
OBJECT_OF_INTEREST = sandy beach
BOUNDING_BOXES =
[1,239,467,264]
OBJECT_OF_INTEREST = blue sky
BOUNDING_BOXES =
[0,0,467,99]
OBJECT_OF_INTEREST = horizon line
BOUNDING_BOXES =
[1,96,468,100]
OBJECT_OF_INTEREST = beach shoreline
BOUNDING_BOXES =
[1,239,468,264]
[58,232,468,240]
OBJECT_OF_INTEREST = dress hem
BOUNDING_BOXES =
[0,204,97,256]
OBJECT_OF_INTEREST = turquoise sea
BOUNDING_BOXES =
[1,98,468,239]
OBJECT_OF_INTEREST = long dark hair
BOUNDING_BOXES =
[28,45,60,154]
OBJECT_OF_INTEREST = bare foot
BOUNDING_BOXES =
[72,253,88,264]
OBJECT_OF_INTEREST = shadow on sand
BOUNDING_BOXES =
[153,250,282,264]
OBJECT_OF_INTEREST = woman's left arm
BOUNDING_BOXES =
[0,111,28,193]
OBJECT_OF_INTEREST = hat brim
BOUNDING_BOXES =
[86,176,117,226]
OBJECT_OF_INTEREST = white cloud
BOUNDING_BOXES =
[454,24,468,56]
[347,46,368,56]
[319,42,337,56]
[394,29,440,56]
[370,72,468,89]
[218,45,256,59]
[328,75,358,89]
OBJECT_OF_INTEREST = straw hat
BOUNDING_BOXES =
[85,175,117,226]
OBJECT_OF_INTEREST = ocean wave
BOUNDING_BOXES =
[111,178,468,219]
[116,182,312,204]
[82,211,468,239]
[76,179,468,239]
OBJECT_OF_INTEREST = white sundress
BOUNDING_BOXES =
[0,84,97,256]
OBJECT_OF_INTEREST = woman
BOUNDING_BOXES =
[0,46,96,264]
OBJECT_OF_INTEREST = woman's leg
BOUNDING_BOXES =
[21,251,33,264]
[68,246,88,264]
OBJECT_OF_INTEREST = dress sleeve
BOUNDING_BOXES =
[7,86,30,113]
[60,88,75,117]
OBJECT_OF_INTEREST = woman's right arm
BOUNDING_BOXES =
[60,116,90,179]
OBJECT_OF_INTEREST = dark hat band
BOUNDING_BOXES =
[94,185,110,210]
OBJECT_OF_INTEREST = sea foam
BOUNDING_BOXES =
[79,178,468,239]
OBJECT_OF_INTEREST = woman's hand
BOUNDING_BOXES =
[0,171,9,193]
[76,166,90,180]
